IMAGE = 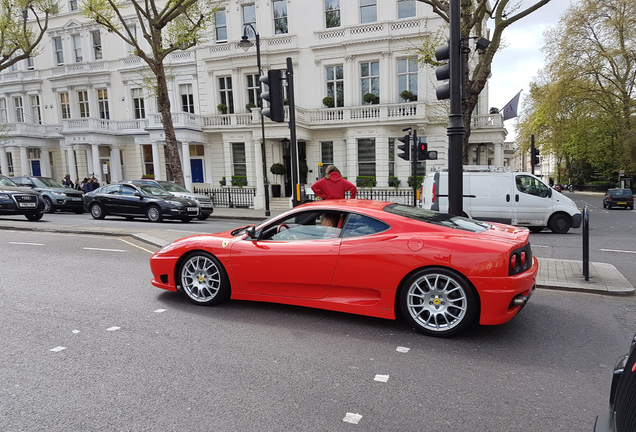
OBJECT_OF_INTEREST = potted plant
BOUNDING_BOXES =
[217,103,228,114]
[322,96,335,108]
[388,176,401,188]
[356,176,376,188]
[231,175,247,188]
[245,102,257,111]
[400,90,417,102]
[270,163,286,197]
[141,174,155,179]
[219,176,226,186]
[363,93,379,105]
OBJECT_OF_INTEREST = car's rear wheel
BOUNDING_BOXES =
[43,197,54,213]
[25,212,43,221]
[548,213,571,234]
[90,203,105,220]
[197,214,210,221]
[399,268,478,337]
[147,205,162,222]
[529,226,543,233]
[179,252,230,305]
[603,202,607,208]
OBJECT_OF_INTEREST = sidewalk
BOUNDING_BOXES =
[1,206,633,296]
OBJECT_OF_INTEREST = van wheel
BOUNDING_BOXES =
[548,213,571,234]
[529,227,543,233]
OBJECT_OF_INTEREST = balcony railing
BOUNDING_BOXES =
[314,19,428,46]
[62,118,147,132]
[471,114,503,128]
[4,122,61,136]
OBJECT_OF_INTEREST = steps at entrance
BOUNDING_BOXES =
[268,197,291,211]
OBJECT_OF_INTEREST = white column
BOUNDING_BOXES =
[91,144,100,181]
[67,146,78,181]
[345,56,356,106]
[203,143,213,186]
[346,137,357,180]
[0,147,9,175]
[182,141,192,191]
[494,142,503,166]
[110,146,122,183]
[380,52,391,105]
[20,147,30,176]
[41,149,51,177]
[86,148,94,178]
[254,139,265,210]
[152,142,162,181]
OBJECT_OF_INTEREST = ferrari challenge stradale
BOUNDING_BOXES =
[150,200,537,337]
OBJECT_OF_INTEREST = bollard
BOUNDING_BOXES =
[582,205,589,281]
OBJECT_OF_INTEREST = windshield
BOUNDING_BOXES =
[384,204,491,233]
[138,185,171,196]
[0,176,17,187]
[157,181,190,193]
[32,177,66,188]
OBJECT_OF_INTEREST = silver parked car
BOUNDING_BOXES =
[11,176,85,214]
[121,180,214,220]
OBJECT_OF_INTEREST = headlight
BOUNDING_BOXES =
[165,200,183,206]
[51,191,65,196]
[0,194,9,199]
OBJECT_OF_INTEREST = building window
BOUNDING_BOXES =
[398,0,416,19]
[7,152,14,175]
[53,37,64,65]
[325,0,340,28]
[69,0,78,11]
[126,24,137,55]
[30,95,41,124]
[360,61,380,104]
[243,4,256,38]
[246,74,261,109]
[326,65,344,107]
[0,99,7,124]
[78,90,90,118]
[360,0,377,23]
[232,143,247,177]
[142,145,154,176]
[358,138,376,176]
[13,97,24,123]
[321,141,333,165]
[397,57,418,100]
[92,31,102,60]
[189,144,205,157]
[273,0,288,34]
[180,84,194,113]
[97,89,109,119]
[26,57,35,70]
[388,138,395,177]
[215,9,227,42]
[59,92,70,119]
[131,88,145,119]
[218,77,234,114]
[72,34,83,62]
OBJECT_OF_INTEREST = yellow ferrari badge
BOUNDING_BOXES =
[222,241,229,248]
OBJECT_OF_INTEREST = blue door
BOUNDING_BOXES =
[31,160,41,176]
[191,159,204,183]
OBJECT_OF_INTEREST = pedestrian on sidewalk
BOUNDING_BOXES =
[311,165,357,200]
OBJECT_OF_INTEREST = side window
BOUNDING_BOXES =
[342,213,390,237]
[121,186,136,196]
[260,211,344,241]
[516,175,550,198]
[104,185,120,194]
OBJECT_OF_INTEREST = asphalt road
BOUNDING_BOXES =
[1,228,635,431]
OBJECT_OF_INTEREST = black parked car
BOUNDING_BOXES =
[603,189,634,210]
[11,176,85,213]
[0,174,45,221]
[595,333,636,432]
[84,183,200,222]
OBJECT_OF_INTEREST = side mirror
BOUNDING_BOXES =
[246,226,257,239]
[134,191,143,198]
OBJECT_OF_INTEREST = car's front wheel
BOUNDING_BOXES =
[25,212,43,221]
[548,213,571,234]
[399,268,478,337]
[179,252,230,305]
[147,205,162,222]
[529,226,543,233]
[90,203,105,220]
[43,197,54,213]
[197,214,210,221]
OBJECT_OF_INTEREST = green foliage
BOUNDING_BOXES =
[141,174,155,179]
[217,103,228,114]
[299,161,308,176]
[400,90,417,102]
[356,176,376,188]
[245,103,257,111]
[388,176,401,188]
[363,93,379,105]
[219,176,226,186]
[408,176,424,189]
[270,163,286,176]
[231,175,247,187]
[322,96,334,108]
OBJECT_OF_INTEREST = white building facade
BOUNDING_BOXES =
[0,0,506,209]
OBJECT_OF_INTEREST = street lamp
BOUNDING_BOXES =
[239,24,270,217]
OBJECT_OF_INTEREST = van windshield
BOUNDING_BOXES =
[383,204,490,233]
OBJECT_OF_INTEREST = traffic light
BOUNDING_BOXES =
[259,69,285,122]
[417,139,438,161]
[397,134,410,161]
[532,147,541,166]
[434,43,451,100]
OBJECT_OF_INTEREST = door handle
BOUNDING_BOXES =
[506,194,510,202]
[515,194,519,202]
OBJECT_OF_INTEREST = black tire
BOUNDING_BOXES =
[630,205,634,210]
[181,217,192,223]
[178,251,230,306]
[196,214,210,221]
[529,226,543,233]
[43,197,54,213]
[399,267,478,338]
[147,205,163,222]
[548,213,571,234]
[603,202,607,208]
[25,212,43,221]
[90,203,105,220]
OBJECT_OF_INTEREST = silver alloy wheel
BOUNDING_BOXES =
[405,273,468,332]
[147,206,161,222]
[181,255,222,303]
[91,203,102,218]
[43,197,53,213]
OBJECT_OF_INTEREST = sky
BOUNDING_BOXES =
[488,0,574,141]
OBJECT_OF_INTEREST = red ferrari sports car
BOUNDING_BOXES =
[150,200,538,337]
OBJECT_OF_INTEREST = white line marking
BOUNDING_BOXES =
[8,242,44,246]
[396,346,410,353]
[532,245,550,248]
[106,326,121,331]
[50,346,66,352]
[83,247,127,252]
[600,249,636,254]
[374,374,390,382]
[119,238,154,254]
[154,309,166,313]
[343,413,362,424]
[72,330,80,334]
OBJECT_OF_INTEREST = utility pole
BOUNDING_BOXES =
[447,0,464,216]
[531,135,535,176]
[286,57,299,207]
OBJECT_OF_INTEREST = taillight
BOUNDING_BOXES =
[520,251,526,267]
[510,254,517,270]
[432,183,436,202]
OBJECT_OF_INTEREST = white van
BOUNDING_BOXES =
[421,168,582,234]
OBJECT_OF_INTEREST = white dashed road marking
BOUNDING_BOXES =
[119,238,155,254]
[600,249,636,254]
[83,247,127,252]
[396,346,410,353]
[374,374,390,382]
[8,242,44,246]
[72,330,80,334]
[154,309,166,313]
[343,413,362,424]
[50,347,66,352]
[106,326,121,331]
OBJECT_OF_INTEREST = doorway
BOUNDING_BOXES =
[31,160,41,176]
[191,159,204,183]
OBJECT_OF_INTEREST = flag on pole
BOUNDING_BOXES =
[501,90,522,121]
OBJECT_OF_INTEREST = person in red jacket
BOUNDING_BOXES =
[311,165,357,200]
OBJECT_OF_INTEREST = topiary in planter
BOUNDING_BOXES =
[400,90,417,102]
[217,103,228,114]
[231,175,247,187]
[270,163,286,185]
[356,176,376,188]
[363,93,379,105]
[245,102,257,111]
[322,96,335,108]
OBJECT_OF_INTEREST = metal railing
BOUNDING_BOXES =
[302,188,415,204]
[193,187,256,208]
